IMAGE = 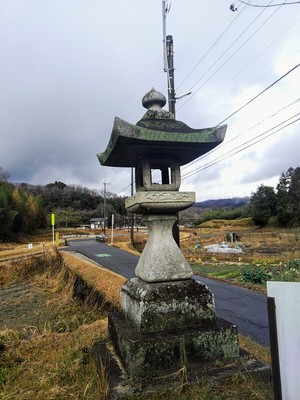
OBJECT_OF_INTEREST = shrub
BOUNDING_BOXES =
[242,265,271,284]
[287,258,300,270]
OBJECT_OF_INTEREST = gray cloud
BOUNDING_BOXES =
[1,1,299,199]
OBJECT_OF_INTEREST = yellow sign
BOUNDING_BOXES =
[51,213,55,226]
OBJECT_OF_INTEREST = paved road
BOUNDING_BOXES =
[63,239,270,347]
[65,239,137,278]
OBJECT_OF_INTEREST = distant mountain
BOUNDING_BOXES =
[194,197,250,209]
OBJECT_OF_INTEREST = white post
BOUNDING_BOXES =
[267,282,300,400]
[111,214,114,244]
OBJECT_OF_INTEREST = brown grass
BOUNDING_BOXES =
[0,251,111,400]
[0,320,107,399]
[238,334,271,366]
[0,242,53,260]
[111,241,141,256]
[0,231,276,399]
[0,248,62,286]
[61,252,126,308]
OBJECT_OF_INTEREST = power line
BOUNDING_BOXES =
[115,182,131,197]
[183,113,298,179]
[183,18,300,124]
[178,0,282,112]
[220,98,300,146]
[217,62,300,126]
[182,2,270,95]
[176,2,248,91]
[182,96,300,171]
[182,113,300,181]
[181,63,300,165]
[232,1,300,10]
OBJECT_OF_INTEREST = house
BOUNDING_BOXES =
[90,217,104,230]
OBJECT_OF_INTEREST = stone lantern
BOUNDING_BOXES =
[97,89,239,381]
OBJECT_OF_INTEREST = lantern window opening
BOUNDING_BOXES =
[151,167,171,185]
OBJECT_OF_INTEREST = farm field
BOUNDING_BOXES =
[179,222,300,289]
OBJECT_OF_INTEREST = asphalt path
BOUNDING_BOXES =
[65,239,137,278]
[63,239,270,347]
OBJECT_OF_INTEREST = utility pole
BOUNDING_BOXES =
[103,182,110,235]
[162,1,176,117]
[163,2,180,247]
[166,34,176,117]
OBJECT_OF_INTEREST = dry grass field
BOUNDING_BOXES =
[0,248,273,399]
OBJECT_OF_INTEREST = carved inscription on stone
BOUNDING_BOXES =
[143,192,191,201]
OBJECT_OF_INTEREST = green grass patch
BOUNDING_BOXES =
[192,264,244,281]
[192,258,300,288]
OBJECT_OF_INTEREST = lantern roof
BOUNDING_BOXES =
[97,89,226,168]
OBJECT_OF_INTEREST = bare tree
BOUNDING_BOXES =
[0,167,10,182]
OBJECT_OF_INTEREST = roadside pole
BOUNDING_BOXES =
[130,167,134,244]
[51,213,55,245]
[111,214,114,245]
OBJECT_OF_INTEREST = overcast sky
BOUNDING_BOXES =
[1,0,299,201]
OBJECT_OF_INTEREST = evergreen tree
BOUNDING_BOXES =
[250,184,277,227]
[24,194,39,233]
[0,182,16,240]
[276,167,294,226]
[12,187,26,233]
[35,194,48,229]
[289,167,300,226]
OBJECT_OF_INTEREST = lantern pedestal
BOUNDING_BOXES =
[108,311,239,381]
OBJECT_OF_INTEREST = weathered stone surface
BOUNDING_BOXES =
[97,117,226,168]
[108,312,240,381]
[134,213,192,282]
[98,88,239,385]
[135,157,181,192]
[141,88,167,111]
[125,191,195,214]
[120,278,216,333]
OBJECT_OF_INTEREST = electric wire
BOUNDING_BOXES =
[218,98,300,148]
[181,96,300,171]
[115,182,132,197]
[180,63,300,175]
[217,62,300,126]
[176,2,248,91]
[178,0,282,112]
[181,62,300,171]
[183,18,300,124]
[182,114,300,181]
[181,113,300,181]
[233,0,300,8]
